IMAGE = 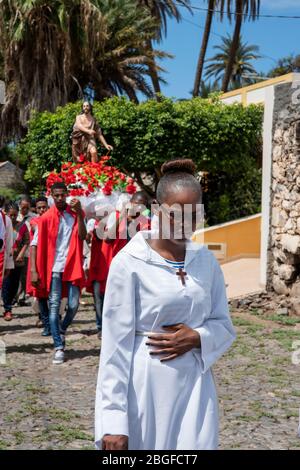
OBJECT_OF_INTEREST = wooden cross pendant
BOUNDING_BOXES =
[176,268,187,286]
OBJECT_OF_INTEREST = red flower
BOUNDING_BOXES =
[78,154,85,163]
[102,187,112,196]
[125,178,136,194]
[46,161,129,198]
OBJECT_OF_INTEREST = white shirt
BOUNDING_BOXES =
[0,213,14,271]
[17,211,36,223]
[31,211,75,273]
[5,215,14,270]
[86,218,96,233]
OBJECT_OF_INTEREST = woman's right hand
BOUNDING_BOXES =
[89,129,96,136]
[102,434,128,450]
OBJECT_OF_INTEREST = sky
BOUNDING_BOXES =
[156,0,300,99]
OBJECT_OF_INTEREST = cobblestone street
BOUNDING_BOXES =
[1,298,300,450]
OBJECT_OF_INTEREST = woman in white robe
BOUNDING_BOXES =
[95,158,236,450]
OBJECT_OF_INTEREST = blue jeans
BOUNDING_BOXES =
[93,281,104,331]
[49,272,80,350]
[38,298,50,332]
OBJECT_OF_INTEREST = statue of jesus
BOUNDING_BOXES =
[71,101,113,163]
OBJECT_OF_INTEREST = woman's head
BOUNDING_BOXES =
[156,159,201,204]
[156,159,202,242]
[5,202,19,225]
[19,197,31,217]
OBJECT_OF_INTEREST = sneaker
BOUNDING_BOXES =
[52,349,64,365]
[41,328,51,337]
[3,311,13,321]
[97,330,102,340]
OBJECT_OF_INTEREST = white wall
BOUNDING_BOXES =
[247,88,266,105]
[260,85,275,288]
[221,95,242,105]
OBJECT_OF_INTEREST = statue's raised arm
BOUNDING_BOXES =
[71,101,113,163]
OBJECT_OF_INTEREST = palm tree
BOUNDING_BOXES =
[137,1,191,95]
[205,34,261,89]
[94,0,170,102]
[0,0,165,142]
[268,55,300,78]
[199,79,220,98]
[221,0,260,92]
[193,0,231,97]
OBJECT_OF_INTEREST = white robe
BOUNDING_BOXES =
[95,230,236,450]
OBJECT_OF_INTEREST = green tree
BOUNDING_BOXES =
[198,80,220,98]
[221,0,260,92]
[205,34,261,89]
[18,96,263,224]
[268,54,300,78]
[192,0,230,97]
[0,0,165,143]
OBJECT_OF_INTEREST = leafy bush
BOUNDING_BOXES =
[17,96,263,224]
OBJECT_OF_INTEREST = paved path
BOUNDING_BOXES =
[1,299,300,450]
[221,258,262,299]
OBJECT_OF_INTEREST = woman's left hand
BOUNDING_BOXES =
[146,323,201,362]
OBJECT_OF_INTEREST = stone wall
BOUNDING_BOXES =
[0,161,25,191]
[268,81,300,314]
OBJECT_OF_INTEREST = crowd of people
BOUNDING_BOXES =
[0,186,151,364]
[0,158,235,450]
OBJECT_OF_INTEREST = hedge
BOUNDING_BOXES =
[17,96,263,225]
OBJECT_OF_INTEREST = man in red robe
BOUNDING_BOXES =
[26,196,50,333]
[30,182,87,364]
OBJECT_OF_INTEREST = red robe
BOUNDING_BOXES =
[87,212,150,294]
[86,222,106,294]
[32,205,84,297]
[26,217,40,297]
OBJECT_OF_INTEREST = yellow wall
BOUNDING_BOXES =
[194,215,261,263]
